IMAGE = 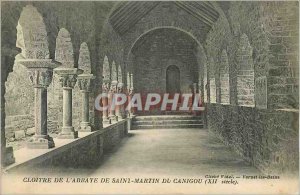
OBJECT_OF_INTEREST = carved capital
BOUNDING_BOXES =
[129,87,134,95]
[77,73,95,92]
[59,74,77,89]
[117,82,124,93]
[102,82,110,93]
[28,69,53,88]
[109,82,118,93]
[78,78,91,91]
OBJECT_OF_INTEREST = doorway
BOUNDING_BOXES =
[166,65,180,94]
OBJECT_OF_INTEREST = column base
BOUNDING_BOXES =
[58,127,78,139]
[27,135,55,149]
[3,147,15,166]
[109,115,118,122]
[79,122,92,132]
[103,117,111,124]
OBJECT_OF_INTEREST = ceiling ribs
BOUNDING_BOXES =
[174,1,218,27]
[109,1,220,35]
[109,2,160,35]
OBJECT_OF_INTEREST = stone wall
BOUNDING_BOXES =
[207,104,298,175]
[5,115,34,140]
[132,28,198,94]
[5,120,128,172]
[204,1,299,175]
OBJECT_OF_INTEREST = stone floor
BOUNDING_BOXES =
[5,129,299,195]
[41,128,259,177]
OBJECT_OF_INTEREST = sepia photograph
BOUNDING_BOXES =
[0,1,299,194]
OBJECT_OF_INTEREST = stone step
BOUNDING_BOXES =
[131,124,204,130]
[133,119,202,125]
[131,115,203,130]
[133,115,202,121]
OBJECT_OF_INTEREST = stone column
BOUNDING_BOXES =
[102,81,111,124]
[108,81,118,122]
[129,73,135,116]
[17,59,60,149]
[54,67,83,139]
[116,82,126,119]
[77,73,95,132]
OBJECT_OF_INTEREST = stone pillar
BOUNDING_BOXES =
[102,82,111,124]
[108,81,118,122]
[17,58,60,149]
[116,82,126,119]
[2,53,17,166]
[54,67,83,139]
[77,73,95,132]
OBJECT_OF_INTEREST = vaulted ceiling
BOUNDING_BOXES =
[109,1,220,35]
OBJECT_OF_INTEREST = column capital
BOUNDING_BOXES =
[102,81,110,93]
[54,67,83,89]
[77,73,95,92]
[117,82,124,93]
[129,87,134,95]
[110,81,118,93]
[16,58,61,88]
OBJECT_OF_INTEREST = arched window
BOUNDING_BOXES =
[236,34,255,107]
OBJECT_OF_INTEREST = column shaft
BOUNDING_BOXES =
[35,87,47,137]
[63,88,72,128]
[102,92,110,124]
[59,87,78,138]
[82,91,89,123]
[27,86,54,149]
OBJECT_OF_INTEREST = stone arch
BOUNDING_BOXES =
[126,26,202,67]
[111,61,117,81]
[103,55,110,83]
[209,57,217,103]
[220,49,230,104]
[55,28,74,67]
[126,26,203,73]
[236,33,255,107]
[16,4,50,59]
[78,42,91,74]
[4,4,51,145]
[47,28,76,133]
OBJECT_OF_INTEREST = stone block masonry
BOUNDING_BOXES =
[207,104,298,175]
